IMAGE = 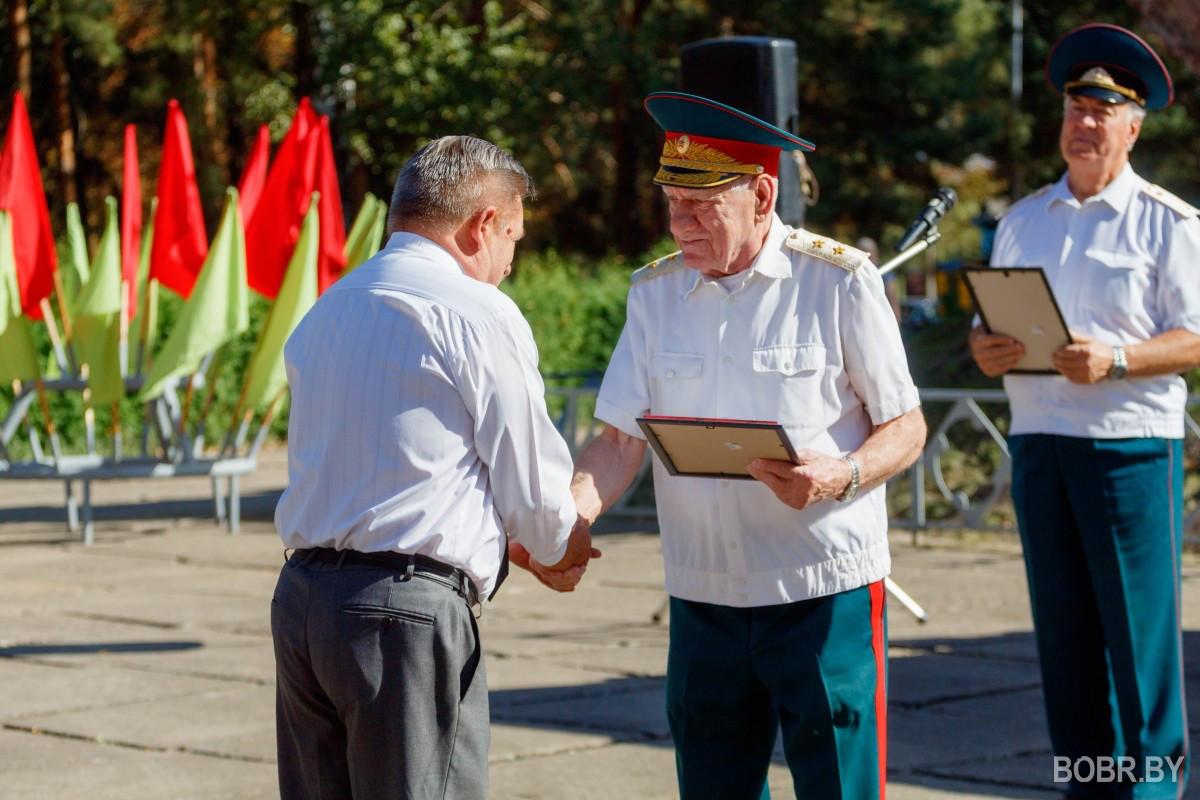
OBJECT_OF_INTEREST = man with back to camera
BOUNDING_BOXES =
[969,24,1200,799]
[271,135,597,800]
[532,91,927,798]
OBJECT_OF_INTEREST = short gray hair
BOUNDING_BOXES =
[388,136,534,231]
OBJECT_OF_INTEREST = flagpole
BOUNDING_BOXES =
[135,278,157,375]
[118,278,129,378]
[50,270,78,373]
[111,277,130,461]
[38,298,71,377]
[193,346,226,447]
[110,400,122,460]
[29,377,62,461]
[177,373,196,449]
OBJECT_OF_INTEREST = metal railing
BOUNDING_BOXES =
[544,384,1200,543]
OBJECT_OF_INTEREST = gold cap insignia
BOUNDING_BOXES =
[1065,66,1144,105]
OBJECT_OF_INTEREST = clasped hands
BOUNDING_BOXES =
[969,328,1116,384]
[508,515,600,593]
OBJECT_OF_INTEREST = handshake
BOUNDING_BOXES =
[508,515,600,593]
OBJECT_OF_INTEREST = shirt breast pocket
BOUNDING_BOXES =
[751,344,826,426]
[1082,247,1151,309]
[650,352,705,413]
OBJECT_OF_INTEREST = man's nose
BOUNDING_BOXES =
[670,206,697,231]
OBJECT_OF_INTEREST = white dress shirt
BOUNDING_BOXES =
[274,233,577,598]
[991,165,1200,439]
[596,216,920,606]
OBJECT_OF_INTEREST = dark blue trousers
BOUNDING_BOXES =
[666,582,887,800]
[1010,434,1188,799]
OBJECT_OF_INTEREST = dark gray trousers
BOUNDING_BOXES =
[271,555,488,800]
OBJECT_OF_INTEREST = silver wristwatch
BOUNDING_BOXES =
[838,455,860,503]
[1108,345,1128,381]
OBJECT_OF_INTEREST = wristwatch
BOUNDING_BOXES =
[838,455,860,503]
[1108,345,1128,381]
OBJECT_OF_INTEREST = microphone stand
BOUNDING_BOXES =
[878,229,941,277]
[872,226,940,624]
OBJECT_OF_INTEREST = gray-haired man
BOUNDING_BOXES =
[271,135,596,800]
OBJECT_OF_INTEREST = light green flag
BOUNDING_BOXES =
[43,201,92,379]
[63,202,91,313]
[73,196,124,407]
[0,210,40,384]
[141,188,250,401]
[343,192,387,272]
[241,193,319,412]
[369,196,386,259]
[130,196,159,372]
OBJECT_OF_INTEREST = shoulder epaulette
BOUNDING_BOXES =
[630,251,684,288]
[1000,183,1054,218]
[784,228,867,273]
[1142,184,1198,219]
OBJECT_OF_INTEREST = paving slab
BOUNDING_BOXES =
[0,728,275,800]
[2,464,1200,799]
[18,683,276,762]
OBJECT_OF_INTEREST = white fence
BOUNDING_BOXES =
[544,383,1200,543]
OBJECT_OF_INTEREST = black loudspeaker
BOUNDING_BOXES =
[680,37,805,226]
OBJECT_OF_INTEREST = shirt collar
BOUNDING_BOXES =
[682,214,790,299]
[383,231,467,276]
[1049,162,1138,211]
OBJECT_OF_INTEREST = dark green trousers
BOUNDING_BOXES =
[1010,434,1188,800]
[666,582,887,800]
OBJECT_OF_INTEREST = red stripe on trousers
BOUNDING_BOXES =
[870,580,887,800]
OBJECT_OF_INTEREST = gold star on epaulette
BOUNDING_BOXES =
[784,227,865,273]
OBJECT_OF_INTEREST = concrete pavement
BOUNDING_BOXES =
[1,448,1198,799]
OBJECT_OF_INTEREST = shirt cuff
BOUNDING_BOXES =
[1163,315,1200,338]
[865,386,922,426]
[594,398,647,441]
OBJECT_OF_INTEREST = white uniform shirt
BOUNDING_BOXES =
[596,216,920,607]
[991,165,1200,439]
[274,233,577,598]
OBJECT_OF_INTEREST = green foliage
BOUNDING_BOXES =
[1,0,1197,253]
[501,248,634,378]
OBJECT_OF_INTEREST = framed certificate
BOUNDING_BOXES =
[961,267,1073,374]
[635,415,799,479]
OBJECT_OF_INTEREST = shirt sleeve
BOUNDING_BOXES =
[841,261,922,425]
[1154,216,1200,336]
[453,309,576,566]
[593,289,650,440]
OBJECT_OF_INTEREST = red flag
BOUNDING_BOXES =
[121,123,142,313]
[314,117,347,294]
[246,98,320,298]
[150,99,207,298]
[0,92,57,317]
[236,124,270,223]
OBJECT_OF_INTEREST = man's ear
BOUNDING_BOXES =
[754,175,776,218]
[459,205,498,255]
[1126,111,1143,151]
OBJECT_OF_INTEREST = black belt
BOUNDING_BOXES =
[292,547,482,605]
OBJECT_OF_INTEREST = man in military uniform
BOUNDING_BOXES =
[969,24,1200,799]
[559,92,927,798]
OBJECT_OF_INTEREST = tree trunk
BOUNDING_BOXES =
[221,6,246,184]
[292,0,316,100]
[194,31,228,179]
[466,0,486,47]
[10,0,32,100]
[50,26,78,205]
